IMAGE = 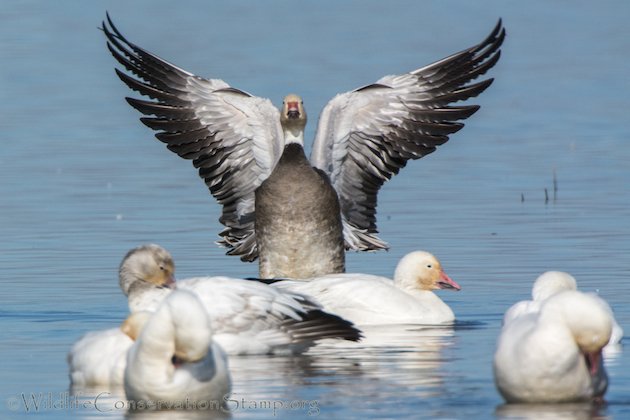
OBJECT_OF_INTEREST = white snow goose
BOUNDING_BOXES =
[102,15,505,279]
[494,290,613,403]
[502,271,623,350]
[118,244,362,355]
[124,289,232,410]
[272,250,461,326]
[67,311,151,388]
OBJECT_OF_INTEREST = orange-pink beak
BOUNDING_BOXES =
[164,274,176,289]
[585,350,602,376]
[287,101,300,119]
[437,271,461,291]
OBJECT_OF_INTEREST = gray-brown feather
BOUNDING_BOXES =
[256,144,345,278]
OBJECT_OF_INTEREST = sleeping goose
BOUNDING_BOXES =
[119,244,362,355]
[272,251,461,325]
[124,289,231,409]
[503,271,623,349]
[494,290,613,403]
[102,15,505,279]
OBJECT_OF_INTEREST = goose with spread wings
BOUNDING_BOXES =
[103,15,505,279]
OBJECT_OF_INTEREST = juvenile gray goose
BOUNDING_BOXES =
[103,15,505,279]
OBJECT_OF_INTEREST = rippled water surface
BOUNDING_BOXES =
[2,1,630,418]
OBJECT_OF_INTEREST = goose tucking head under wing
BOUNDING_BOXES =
[102,14,504,276]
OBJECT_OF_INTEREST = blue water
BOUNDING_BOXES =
[2,0,630,418]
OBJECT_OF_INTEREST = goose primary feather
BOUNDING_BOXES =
[102,14,505,278]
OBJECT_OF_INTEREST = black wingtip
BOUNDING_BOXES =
[97,11,114,34]
[283,309,364,343]
[474,18,506,55]
[105,11,119,38]
[102,11,134,51]
[244,277,289,285]
[490,18,504,41]
[305,310,364,342]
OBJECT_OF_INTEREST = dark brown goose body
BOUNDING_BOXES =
[256,143,345,278]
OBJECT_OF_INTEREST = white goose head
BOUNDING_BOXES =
[162,290,213,364]
[280,94,307,145]
[393,251,461,292]
[541,291,613,376]
[124,289,230,406]
[119,244,175,296]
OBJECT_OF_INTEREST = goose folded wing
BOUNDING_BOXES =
[177,277,308,334]
[310,20,505,251]
[103,14,284,261]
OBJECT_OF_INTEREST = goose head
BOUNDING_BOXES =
[280,94,307,144]
[168,290,213,364]
[532,271,577,301]
[123,290,222,404]
[542,291,613,376]
[119,244,175,296]
[393,251,461,292]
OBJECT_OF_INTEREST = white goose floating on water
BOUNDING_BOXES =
[502,271,623,350]
[68,312,150,387]
[103,15,505,279]
[118,244,362,355]
[124,290,231,409]
[272,251,461,326]
[494,290,613,403]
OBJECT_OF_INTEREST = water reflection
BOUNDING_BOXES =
[495,402,606,420]
[69,386,232,419]
[66,326,453,417]
[230,325,455,398]
[126,411,231,420]
[66,388,126,419]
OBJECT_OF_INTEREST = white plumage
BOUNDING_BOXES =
[494,290,613,403]
[124,290,231,409]
[273,251,461,326]
[502,271,623,350]
[67,312,150,387]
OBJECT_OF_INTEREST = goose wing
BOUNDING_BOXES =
[103,14,284,261]
[177,277,361,346]
[310,20,505,250]
[178,276,308,333]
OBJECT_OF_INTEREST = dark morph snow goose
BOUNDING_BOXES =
[102,15,505,279]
